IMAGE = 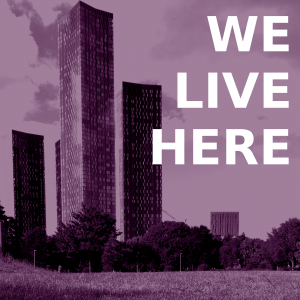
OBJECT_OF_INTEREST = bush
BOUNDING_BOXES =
[164,265,173,272]
[197,264,210,271]
[102,264,113,272]
[243,264,253,270]
[258,260,273,270]
[82,267,90,273]
[277,266,288,271]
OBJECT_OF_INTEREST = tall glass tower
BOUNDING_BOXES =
[58,1,115,224]
[117,82,162,241]
[12,130,46,234]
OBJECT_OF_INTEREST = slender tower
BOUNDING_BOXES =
[117,82,162,241]
[58,1,115,224]
[12,130,46,234]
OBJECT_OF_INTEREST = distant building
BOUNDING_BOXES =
[58,1,115,224]
[210,212,239,237]
[12,130,46,234]
[55,140,61,228]
[117,82,162,241]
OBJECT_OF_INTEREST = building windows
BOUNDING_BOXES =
[210,212,239,237]
[117,82,162,242]
[12,130,46,234]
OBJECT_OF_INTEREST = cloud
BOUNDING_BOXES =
[0,76,34,89]
[273,133,300,159]
[24,81,59,124]
[52,2,72,19]
[7,0,71,65]
[0,77,18,89]
[162,93,185,122]
[152,0,300,69]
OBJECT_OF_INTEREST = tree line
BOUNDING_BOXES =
[1,204,300,272]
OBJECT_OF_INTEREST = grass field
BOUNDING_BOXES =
[0,257,300,299]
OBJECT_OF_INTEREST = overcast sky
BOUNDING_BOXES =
[0,0,300,239]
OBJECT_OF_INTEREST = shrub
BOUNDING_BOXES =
[277,266,287,271]
[164,265,173,272]
[197,264,210,271]
[82,267,90,273]
[102,264,113,272]
[258,260,273,270]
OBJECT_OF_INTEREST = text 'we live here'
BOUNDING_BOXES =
[153,16,291,166]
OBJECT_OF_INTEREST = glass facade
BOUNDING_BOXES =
[117,82,162,241]
[12,130,46,234]
[58,1,115,224]
[55,140,61,228]
[210,212,239,237]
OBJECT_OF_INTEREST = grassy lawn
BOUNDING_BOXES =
[0,257,300,299]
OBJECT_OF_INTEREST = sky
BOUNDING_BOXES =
[0,0,300,239]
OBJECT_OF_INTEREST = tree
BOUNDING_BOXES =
[102,236,125,272]
[208,235,223,269]
[43,235,66,271]
[3,216,23,259]
[55,222,81,268]
[0,205,8,222]
[131,242,160,272]
[142,222,221,271]
[267,218,300,270]
[219,233,246,268]
[240,238,265,269]
[257,242,275,270]
[294,242,300,266]
[0,205,23,259]
[184,225,219,269]
[102,236,160,272]
[142,221,190,271]
[55,204,120,271]
[22,226,48,267]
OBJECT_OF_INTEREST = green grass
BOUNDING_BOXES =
[0,257,300,299]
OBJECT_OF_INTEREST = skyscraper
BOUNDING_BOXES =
[12,130,46,234]
[210,212,239,237]
[117,82,162,241]
[58,1,115,224]
[55,140,61,228]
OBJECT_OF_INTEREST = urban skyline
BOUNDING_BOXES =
[0,0,298,240]
[5,1,165,239]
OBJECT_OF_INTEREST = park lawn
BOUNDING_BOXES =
[0,258,299,299]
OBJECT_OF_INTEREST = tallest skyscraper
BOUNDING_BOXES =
[58,1,115,224]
